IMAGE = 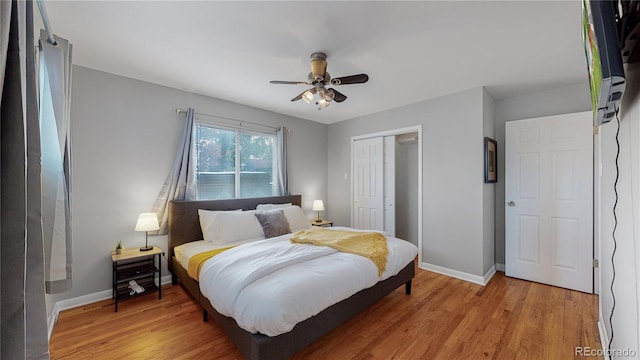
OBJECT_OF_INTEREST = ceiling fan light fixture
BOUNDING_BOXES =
[302,89,315,104]
[324,89,335,101]
[317,97,330,109]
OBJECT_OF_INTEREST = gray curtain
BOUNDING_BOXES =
[276,126,289,195]
[152,108,196,234]
[39,30,73,293]
[1,0,50,359]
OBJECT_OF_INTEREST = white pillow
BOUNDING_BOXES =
[198,209,241,243]
[256,203,293,211]
[212,211,265,245]
[283,206,311,232]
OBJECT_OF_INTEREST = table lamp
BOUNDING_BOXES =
[135,213,159,251]
[312,200,324,222]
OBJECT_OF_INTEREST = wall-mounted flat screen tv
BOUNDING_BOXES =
[582,0,626,126]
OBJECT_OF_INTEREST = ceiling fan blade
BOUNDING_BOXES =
[291,88,314,102]
[270,80,309,85]
[330,88,347,103]
[331,74,369,85]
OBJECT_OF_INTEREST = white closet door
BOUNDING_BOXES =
[383,136,396,236]
[353,137,384,231]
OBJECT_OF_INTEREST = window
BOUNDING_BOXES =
[193,122,278,200]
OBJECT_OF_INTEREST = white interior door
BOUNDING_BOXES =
[505,112,593,293]
[353,137,384,231]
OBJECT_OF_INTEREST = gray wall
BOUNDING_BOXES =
[395,139,418,246]
[599,62,640,355]
[49,66,328,303]
[328,87,491,277]
[482,89,496,274]
[493,82,591,265]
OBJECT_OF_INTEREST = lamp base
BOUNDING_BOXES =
[140,246,153,251]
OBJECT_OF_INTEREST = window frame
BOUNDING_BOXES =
[192,118,278,200]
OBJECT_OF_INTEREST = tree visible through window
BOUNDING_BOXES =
[194,123,277,199]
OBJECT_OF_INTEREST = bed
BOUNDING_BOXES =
[168,195,416,360]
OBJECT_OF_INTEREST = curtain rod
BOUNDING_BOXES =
[175,108,280,132]
[36,0,57,46]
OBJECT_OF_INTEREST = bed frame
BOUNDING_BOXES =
[168,195,415,360]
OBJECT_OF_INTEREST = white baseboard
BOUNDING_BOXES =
[47,288,112,339]
[419,262,496,286]
[47,304,59,340]
[159,274,172,286]
[48,274,172,339]
[598,315,610,359]
[496,263,505,272]
[483,265,496,284]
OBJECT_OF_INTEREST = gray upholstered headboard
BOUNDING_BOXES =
[167,195,302,272]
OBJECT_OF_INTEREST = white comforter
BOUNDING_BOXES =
[198,228,418,336]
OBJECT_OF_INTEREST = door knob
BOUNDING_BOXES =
[507,201,516,207]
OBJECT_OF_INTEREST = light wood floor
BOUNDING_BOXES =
[50,270,602,359]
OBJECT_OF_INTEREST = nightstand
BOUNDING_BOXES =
[111,246,163,312]
[311,220,334,227]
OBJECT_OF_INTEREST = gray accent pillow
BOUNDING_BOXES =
[255,210,292,238]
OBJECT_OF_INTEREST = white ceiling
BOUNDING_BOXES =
[42,1,588,124]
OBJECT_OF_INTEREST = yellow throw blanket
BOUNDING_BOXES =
[290,228,388,276]
[187,247,234,281]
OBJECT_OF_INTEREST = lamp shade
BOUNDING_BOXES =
[312,200,325,212]
[135,213,160,232]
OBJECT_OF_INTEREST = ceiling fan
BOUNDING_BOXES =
[270,52,369,110]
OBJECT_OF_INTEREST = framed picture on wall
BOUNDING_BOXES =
[484,137,497,183]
